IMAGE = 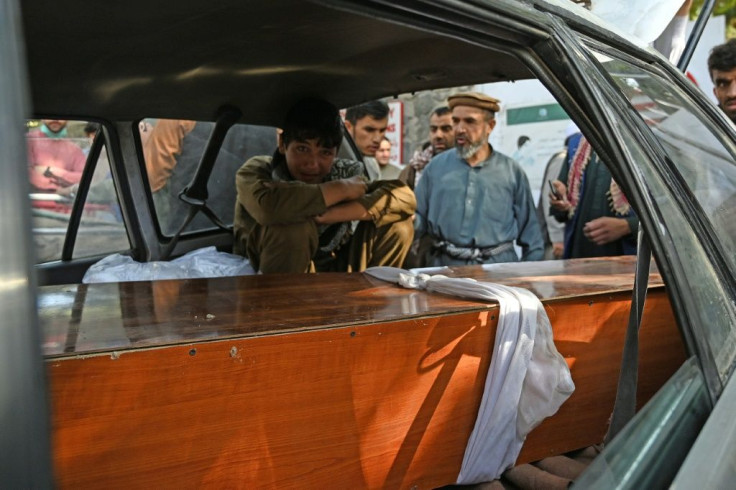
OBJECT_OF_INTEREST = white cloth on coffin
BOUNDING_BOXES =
[364,266,575,484]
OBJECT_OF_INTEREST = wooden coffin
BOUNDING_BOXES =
[40,256,687,488]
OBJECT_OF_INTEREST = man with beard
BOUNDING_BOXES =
[413,92,543,266]
[400,105,455,190]
[708,39,736,124]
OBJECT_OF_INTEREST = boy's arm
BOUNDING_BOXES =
[318,176,368,207]
[236,157,327,225]
[314,201,371,224]
[314,180,416,225]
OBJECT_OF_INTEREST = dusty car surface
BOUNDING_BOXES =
[2,0,736,488]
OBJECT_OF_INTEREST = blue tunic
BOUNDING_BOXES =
[415,147,544,265]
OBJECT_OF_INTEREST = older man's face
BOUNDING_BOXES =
[712,67,736,123]
[452,106,495,160]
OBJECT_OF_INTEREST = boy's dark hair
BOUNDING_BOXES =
[708,39,736,79]
[431,106,451,118]
[344,100,389,125]
[281,97,343,149]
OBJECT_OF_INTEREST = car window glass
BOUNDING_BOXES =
[594,53,736,273]
[628,130,735,381]
[140,119,278,236]
[27,119,129,262]
[72,136,129,259]
[590,51,736,379]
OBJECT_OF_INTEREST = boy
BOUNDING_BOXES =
[234,97,415,273]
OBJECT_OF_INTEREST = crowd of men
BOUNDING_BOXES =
[234,92,549,274]
[233,88,634,274]
[27,35,736,274]
[235,26,736,275]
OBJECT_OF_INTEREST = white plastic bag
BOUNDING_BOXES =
[82,246,256,283]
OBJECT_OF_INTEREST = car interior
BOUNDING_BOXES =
[12,0,736,488]
[24,0,549,286]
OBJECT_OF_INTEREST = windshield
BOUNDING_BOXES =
[591,47,736,380]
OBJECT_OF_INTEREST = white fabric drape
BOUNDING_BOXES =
[590,0,685,43]
[364,267,575,484]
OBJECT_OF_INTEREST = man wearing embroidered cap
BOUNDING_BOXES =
[413,91,544,266]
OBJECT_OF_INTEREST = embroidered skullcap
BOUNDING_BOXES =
[447,92,501,113]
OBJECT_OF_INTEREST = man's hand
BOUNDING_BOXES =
[583,217,631,246]
[549,180,571,213]
[552,242,564,259]
[57,183,79,197]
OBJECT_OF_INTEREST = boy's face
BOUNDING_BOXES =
[279,137,337,184]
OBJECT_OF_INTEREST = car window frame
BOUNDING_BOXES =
[32,119,140,285]
[573,35,736,396]
[61,122,106,260]
[505,14,736,400]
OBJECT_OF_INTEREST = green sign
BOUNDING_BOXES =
[507,103,568,125]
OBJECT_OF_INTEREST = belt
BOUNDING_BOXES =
[432,239,514,262]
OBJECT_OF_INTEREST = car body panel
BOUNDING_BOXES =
[672,361,736,487]
[0,0,54,485]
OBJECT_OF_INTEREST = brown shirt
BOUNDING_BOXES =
[143,119,196,192]
[233,155,416,256]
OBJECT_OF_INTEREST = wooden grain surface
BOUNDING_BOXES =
[519,288,685,463]
[43,256,684,488]
[41,256,662,358]
[50,311,496,489]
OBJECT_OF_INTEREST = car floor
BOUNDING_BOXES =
[440,445,601,489]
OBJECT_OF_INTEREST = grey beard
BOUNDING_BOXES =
[457,141,483,160]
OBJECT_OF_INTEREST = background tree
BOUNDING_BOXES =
[691,0,736,38]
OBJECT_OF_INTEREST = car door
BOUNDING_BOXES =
[328,0,736,484]
[318,2,736,391]
[558,29,736,397]
[0,0,54,485]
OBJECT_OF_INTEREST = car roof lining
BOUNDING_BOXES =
[21,0,534,124]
